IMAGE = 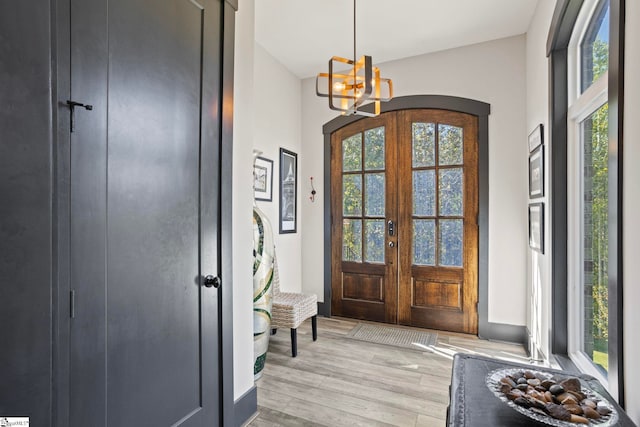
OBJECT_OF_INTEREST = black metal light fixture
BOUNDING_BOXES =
[315,0,393,117]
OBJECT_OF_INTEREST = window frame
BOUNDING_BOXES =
[566,68,608,385]
[547,0,625,404]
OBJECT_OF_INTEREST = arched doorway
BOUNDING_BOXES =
[322,95,491,335]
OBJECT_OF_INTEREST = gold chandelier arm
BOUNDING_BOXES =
[314,0,393,116]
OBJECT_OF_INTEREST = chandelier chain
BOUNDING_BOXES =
[353,0,357,62]
[353,0,357,89]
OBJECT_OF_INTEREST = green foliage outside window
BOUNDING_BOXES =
[589,102,609,343]
[342,128,386,263]
[585,39,609,371]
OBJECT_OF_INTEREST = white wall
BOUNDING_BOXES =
[525,0,556,361]
[300,35,529,327]
[253,43,303,293]
[232,0,303,403]
[232,0,255,400]
[623,1,640,421]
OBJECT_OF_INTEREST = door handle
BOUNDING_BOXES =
[66,100,93,132]
[204,275,221,288]
[388,220,395,236]
[66,100,94,111]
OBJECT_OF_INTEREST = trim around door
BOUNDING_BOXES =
[221,0,238,424]
[321,95,523,342]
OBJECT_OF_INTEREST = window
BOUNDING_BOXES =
[580,1,609,93]
[341,127,386,264]
[548,0,623,401]
[567,0,610,385]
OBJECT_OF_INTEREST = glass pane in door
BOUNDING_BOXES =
[364,220,385,263]
[365,173,385,216]
[364,127,385,170]
[413,170,435,216]
[343,175,362,216]
[413,219,436,266]
[412,123,435,167]
[343,134,362,172]
[438,124,463,165]
[342,127,387,266]
[439,168,463,216]
[342,219,362,262]
[439,219,463,267]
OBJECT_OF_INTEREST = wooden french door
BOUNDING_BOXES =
[331,109,479,334]
[397,110,479,333]
[331,113,398,323]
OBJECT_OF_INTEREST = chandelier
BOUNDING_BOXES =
[315,0,393,117]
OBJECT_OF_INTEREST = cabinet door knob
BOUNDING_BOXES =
[204,275,221,288]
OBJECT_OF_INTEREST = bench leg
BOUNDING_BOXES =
[290,328,297,357]
[311,315,317,341]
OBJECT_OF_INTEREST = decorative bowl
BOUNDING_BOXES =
[485,368,618,426]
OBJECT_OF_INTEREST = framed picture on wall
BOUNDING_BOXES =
[279,148,297,234]
[528,123,544,152]
[253,156,273,202]
[529,145,544,198]
[529,202,544,253]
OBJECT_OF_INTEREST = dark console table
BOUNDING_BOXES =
[447,353,636,426]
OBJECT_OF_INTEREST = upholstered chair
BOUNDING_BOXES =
[270,255,318,357]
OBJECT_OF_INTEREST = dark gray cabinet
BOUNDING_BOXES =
[0,4,56,426]
[0,1,237,425]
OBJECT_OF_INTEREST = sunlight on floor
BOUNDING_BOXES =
[251,317,533,426]
[416,341,551,366]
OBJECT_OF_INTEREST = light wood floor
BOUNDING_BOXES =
[247,316,530,427]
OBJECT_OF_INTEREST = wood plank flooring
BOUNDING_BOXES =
[247,316,530,427]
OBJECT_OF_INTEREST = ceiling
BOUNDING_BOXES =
[255,0,540,79]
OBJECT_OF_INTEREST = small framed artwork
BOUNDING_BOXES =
[529,202,544,253]
[279,148,297,234]
[528,123,544,152]
[529,145,544,198]
[253,156,273,202]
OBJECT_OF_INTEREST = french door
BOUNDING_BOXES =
[331,113,398,323]
[331,109,479,334]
